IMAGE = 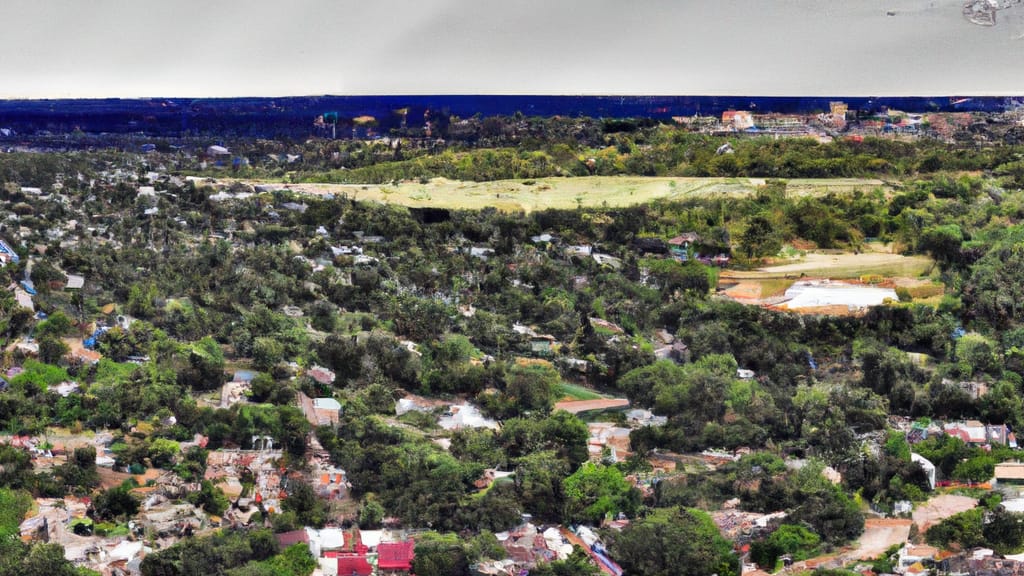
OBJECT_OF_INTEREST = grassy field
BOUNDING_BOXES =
[244,176,891,212]
[555,382,609,401]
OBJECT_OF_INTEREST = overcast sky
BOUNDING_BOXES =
[2,0,1023,98]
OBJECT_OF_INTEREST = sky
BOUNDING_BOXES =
[2,0,1023,98]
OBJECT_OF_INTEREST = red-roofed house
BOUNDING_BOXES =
[336,554,373,576]
[378,540,415,573]
[275,529,309,549]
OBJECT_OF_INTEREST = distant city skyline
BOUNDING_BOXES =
[2,0,1023,98]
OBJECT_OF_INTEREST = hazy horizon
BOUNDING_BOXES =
[2,0,1023,99]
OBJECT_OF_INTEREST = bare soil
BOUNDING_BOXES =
[553,398,630,414]
[912,494,978,532]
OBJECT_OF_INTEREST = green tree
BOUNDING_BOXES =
[562,462,641,524]
[92,483,140,521]
[281,480,327,528]
[38,336,69,364]
[412,533,472,576]
[740,215,782,259]
[609,507,739,576]
[252,337,285,371]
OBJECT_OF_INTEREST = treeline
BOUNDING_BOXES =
[271,131,1024,184]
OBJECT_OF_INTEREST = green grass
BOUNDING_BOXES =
[555,382,608,401]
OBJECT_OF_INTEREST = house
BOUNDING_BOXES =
[995,462,1024,485]
[64,274,85,290]
[377,541,415,574]
[275,529,310,549]
[316,466,347,500]
[897,544,939,575]
[529,335,557,355]
[313,398,342,426]
[668,232,701,247]
[336,555,373,576]
[0,239,19,264]
[944,421,1015,447]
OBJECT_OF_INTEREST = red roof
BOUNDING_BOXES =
[378,541,415,571]
[337,554,373,576]
[275,530,309,548]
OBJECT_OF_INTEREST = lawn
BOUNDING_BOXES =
[555,382,608,401]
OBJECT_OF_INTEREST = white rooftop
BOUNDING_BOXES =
[313,398,342,411]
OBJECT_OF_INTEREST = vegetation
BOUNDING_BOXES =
[6,114,1024,574]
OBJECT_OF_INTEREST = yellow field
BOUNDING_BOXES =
[241,176,890,213]
[721,252,935,281]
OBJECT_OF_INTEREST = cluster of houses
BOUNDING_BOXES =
[274,527,415,576]
[905,419,1018,450]
[665,103,995,144]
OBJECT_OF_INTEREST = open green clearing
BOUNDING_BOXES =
[555,382,609,401]
[246,176,891,212]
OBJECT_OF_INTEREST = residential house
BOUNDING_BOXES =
[944,421,1016,447]
[529,334,557,356]
[315,465,348,500]
[336,555,373,576]
[377,541,415,574]
[64,274,85,290]
[896,544,939,575]
[995,462,1024,485]
[275,529,310,549]
[668,232,701,247]
[298,392,342,426]
[0,239,19,264]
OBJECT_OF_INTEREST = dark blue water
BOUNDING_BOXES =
[0,95,1016,140]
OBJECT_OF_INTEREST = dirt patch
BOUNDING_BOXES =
[554,398,630,414]
[722,281,763,301]
[912,494,978,532]
[97,466,134,490]
[846,518,914,561]
[755,253,933,278]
